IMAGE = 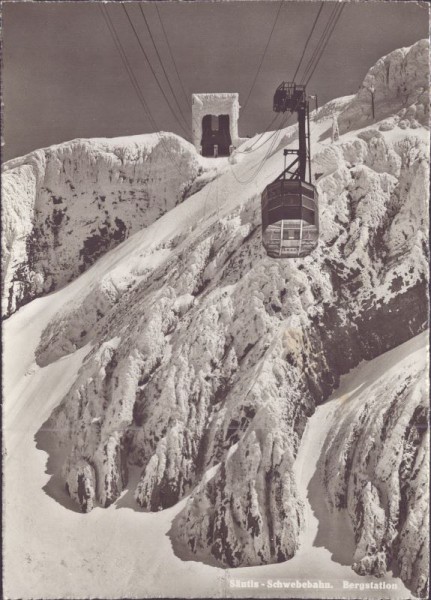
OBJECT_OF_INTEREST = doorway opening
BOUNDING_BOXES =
[201,114,232,157]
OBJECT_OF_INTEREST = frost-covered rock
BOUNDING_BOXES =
[174,394,307,567]
[338,39,429,133]
[6,40,429,598]
[37,126,428,578]
[1,133,210,316]
[320,347,429,597]
[64,456,97,513]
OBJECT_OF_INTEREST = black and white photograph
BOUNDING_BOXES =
[2,1,429,598]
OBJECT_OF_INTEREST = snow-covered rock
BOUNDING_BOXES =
[1,133,211,316]
[3,39,429,599]
[338,39,429,133]
[35,121,428,585]
[320,337,429,598]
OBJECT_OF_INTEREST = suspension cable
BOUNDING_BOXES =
[242,0,284,112]
[292,2,324,81]
[241,125,283,184]
[103,2,343,190]
[227,3,345,187]
[137,4,190,133]
[236,3,323,158]
[234,90,302,160]
[100,4,186,177]
[239,115,288,156]
[300,3,342,85]
[121,3,190,138]
[153,3,211,140]
[234,113,282,155]
[100,5,153,125]
[155,4,190,109]
[230,114,289,185]
[230,89,306,186]
[299,4,339,84]
[303,4,345,85]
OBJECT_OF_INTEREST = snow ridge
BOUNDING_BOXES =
[339,39,429,133]
[1,133,213,316]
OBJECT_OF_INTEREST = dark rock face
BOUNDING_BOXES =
[307,278,428,401]
[78,217,128,273]
[64,457,96,513]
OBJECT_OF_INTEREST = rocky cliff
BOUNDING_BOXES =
[170,127,428,579]
[320,340,428,598]
[1,133,213,316]
[3,40,429,598]
[338,38,429,133]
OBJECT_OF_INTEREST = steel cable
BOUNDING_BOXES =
[242,0,284,113]
[292,2,324,81]
[121,3,190,138]
[138,4,190,134]
[100,4,186,177]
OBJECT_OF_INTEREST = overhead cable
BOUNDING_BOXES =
[303,4,345,85]
[155,4,190,109]
[138,4,190,132]
[242,0,284,112]
[230,113,290,185]
[300,3,341,84]
[100,4,186,177]
[100,5,153,123]
[121,3,190,138]
[234,113,282,155]
[292,2,324,81]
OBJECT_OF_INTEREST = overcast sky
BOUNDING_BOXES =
[2,0,429,161]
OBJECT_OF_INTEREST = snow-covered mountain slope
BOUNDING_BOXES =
[3,39,429,599]
[339,39,429,133]
[5,291,423,599]
[1,133,218,316]
[319,332,428,598]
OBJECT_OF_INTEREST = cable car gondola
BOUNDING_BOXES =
[261,83,319,258]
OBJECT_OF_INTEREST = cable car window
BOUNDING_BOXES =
[284,195,301,206]
[282,228,300,240]
[211,115,219,131]
[302,207,315,224]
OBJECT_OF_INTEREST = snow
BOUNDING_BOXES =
[2,284,222,598]
[3,38,429,317]
[1,131,220,316]
[338,39,429,134]
[3,277,423,597]
[226,334,427,599]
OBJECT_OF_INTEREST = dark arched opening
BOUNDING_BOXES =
[201,114,232,157]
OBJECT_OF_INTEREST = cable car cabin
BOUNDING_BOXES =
[261,179,319,258]
[262,81,318,258]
